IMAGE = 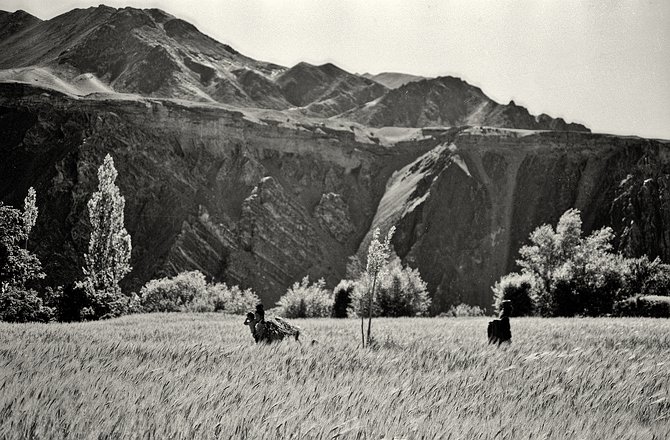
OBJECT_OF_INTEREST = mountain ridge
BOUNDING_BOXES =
[1,5,589,131]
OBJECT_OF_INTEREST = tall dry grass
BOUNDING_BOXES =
[0,314,668,439]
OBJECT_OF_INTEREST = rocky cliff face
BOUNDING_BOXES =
[1,84,668,311]
[359,127,670,310]
[0,83,432,304]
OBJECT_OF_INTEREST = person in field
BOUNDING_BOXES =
[243,303,300,343]
[255,303,265,322]
[488,300,512,345]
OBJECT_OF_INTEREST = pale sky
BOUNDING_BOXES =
[2,0,669,139]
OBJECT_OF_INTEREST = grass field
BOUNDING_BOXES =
[1,314,669,439]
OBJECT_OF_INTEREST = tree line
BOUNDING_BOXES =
[1,154,133,322]
[493,209,670,318]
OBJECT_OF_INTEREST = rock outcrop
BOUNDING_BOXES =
[313,193,355,243]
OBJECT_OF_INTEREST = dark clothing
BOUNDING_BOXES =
[487,316,511,345]
[255,305,265,322]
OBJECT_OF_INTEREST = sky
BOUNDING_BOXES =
[2,0,669,139]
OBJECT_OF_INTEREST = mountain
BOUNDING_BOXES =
[362,72,427,89]
[2,5,667,312]
[276,62,388,117]
[345,76,589,131]
[0,5,586,131]
[0,6,288,108]
[0,10,41,41]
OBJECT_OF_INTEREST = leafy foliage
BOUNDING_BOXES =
[0,286,54,323]
[348,257,431,317]
[77,154,132,319]
[613,295,670,318]
[622,255,670,297]
[441,303,486,317]
[365,227,395,276]
[276,276,334,318]
[492,272,536,317]
[499,208,670,317]
[185,283,259,314]
[509,209,626,316]
[22,187,37,237]
[0,201,44,291]
[140,271,258,314]
[140,271,208,313]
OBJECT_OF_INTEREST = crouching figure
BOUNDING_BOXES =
[243,303,301,344]
[488,300,512,345]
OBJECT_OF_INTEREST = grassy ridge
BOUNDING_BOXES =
[1,315,669,439]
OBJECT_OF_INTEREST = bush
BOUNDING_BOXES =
[348,258,431,317]
[140,271,259,315]
[79,287,142,320]
[276,276,333,318]
[0,286,55,323]
[441,303,486,318]
[332,280,354,318]
[613,295,670,318]
[492,272,535,317]
[622,256,670,297]
[185,283,259,314]
[140,271,208,312]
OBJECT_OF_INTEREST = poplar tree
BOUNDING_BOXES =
[23,187,37,236]
[78,154,132,317]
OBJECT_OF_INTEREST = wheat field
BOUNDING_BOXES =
[0,314,669,439]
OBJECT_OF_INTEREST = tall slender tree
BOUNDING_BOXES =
[78,154,132,316]
[22,187,37,248]
[362,226,395,347]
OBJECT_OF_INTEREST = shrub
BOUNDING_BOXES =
[377,259,431,317]
[332,280,354,318]
[185,283,259,314]
[622,255,670,297]
[80,288,141,320]
[140,271,208,312]
[613,295,670,318]
[348,258,431,317]
[441,303,486,318]
[0,286,55,323]
[139,271,259,314]
[492,272,535,317]
[276,276,333,318]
